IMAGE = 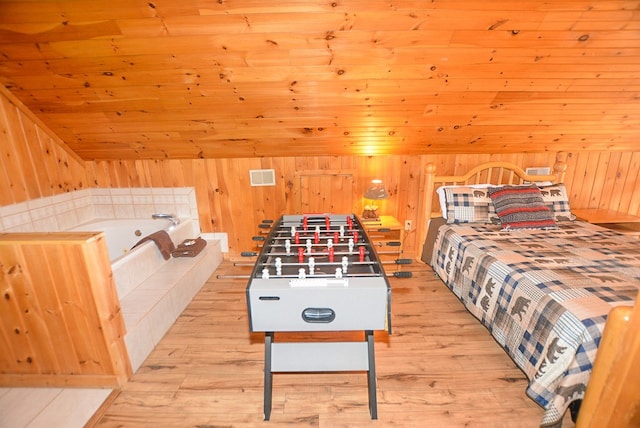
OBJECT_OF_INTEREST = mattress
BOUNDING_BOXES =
[430,220,640,425]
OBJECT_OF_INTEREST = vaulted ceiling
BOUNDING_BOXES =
[0,1,638,160]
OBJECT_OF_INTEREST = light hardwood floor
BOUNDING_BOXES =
[90,261,575,427]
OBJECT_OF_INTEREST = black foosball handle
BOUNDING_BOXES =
[252,236,266,241]
[241,251,257,257]
[393,271,413,278]
[258,223,271,229]
[395,258,413,264]
[386,241,402,246]
[262,219,274,223]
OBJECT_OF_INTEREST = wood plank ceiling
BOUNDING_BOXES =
[0,0,639,160]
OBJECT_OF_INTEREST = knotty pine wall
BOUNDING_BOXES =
[1,88,639,259]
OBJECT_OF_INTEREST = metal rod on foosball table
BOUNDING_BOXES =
[217,271,412,279]
[234,259,412,268]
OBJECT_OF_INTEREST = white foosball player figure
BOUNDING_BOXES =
[262,268,270,279]
[308,257,315,275]
[275,257,282,276]
[342,256,349,274]
[335,267,343,278]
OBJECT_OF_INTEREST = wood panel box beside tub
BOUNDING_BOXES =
[0,218,223,387]
[0,231,132,387]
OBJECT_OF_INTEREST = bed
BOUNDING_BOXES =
[420,155,640,427]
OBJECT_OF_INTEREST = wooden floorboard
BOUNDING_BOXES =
[91,261,575,428]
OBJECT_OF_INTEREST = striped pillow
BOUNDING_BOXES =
[488,184,557,230]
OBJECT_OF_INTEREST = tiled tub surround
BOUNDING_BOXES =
[0,188,225,427]
[71,217,196,264]
[0,187,200,233]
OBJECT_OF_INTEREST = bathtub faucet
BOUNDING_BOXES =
[152,213,180,226]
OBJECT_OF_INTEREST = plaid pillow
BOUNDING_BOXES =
[443,186,499,224]
[538,183,576,221]
[488,184,557,230]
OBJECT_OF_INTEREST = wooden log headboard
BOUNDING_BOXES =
[417,152,568,262]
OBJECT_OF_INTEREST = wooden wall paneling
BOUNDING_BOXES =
[297,171,355,214]
[132,159,151,187]
[176,159,193,188]
[192,159,213,231]
[144,160,163,188]
[3,102,45,201]
[164,160,184,187]
[567,152,590,207]
[80,231,131,383]
[578,151,601,208]
[121,159,140,187]
[0,86,87,202]
[18,114,52,198]
[0,116,17,206]
[56,143,83,194]
[627,154,640,216]
[618,152,640,216]
[51,244,106,375]
[187,159,210,233]
[11,245,61,375]
[20,245,78,374]
[264,157,293,219]
[0,96,29,205]
[96,161,117,187]
[0,242,35,374]
[32,126,62,192]
[586,152,610,209]
[33,125,86,195]
[397,155,425,252]
[607,152,634,213]
[598,152,622,210]
[214,158,249,256]
[113,160,133,187]
[561,152,577,199]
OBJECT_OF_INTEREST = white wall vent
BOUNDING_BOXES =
[249,169,276,186]
[525,167,551,176]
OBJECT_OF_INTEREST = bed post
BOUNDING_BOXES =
[417,163,436,263]
[553,152,568,183]
[576,292,640,427]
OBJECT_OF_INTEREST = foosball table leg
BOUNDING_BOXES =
[264,332,274,421]
[365,329,378,419]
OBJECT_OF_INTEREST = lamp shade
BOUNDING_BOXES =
[364,179,388,200]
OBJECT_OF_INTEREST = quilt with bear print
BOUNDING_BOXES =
[430,221,639,426]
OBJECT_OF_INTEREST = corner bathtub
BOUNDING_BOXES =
[71,217,198,299]
[72,217,195,262]
[70,217,222,371]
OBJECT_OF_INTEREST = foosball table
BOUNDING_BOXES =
[245,214,393,420]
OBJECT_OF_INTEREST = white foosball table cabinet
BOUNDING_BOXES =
[245,214,392,420]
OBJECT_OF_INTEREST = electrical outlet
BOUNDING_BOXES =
[404,220,412,231]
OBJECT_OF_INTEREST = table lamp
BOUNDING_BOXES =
[362,179,388,220]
